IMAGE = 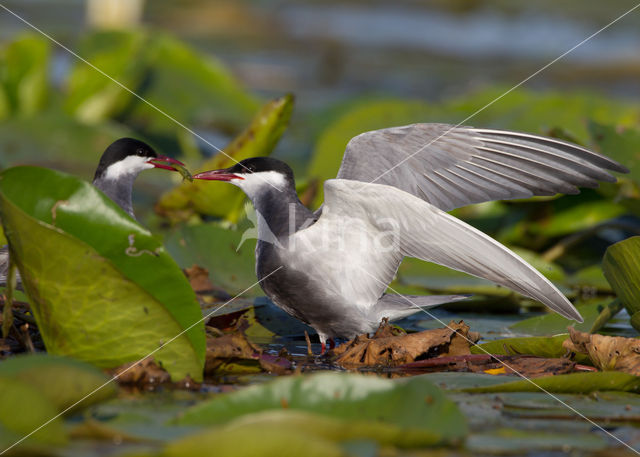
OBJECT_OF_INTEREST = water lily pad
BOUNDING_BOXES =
[65,30,258,129]
[1,33,50,117]
[0,354,116,411]
[509,302,604,336]
[0,376,66,450]
[176,372,466,443]
[166,413,344,457]
[471,335,570,359]
[603,236,640,321]
[462,371,640,394]
[164,223,258,296]
[0,166,205,381]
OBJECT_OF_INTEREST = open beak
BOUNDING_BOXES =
[147,155,185,171]
[192,169,244,182]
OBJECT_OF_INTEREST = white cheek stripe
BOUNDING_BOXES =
[104,156,155,180]
[234,171,287,195]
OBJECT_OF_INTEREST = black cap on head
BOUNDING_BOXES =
[228,157,295,183]
[93,138,157,180]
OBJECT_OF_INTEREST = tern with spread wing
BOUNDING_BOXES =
[0,138,184,286]
[194,124,628,352]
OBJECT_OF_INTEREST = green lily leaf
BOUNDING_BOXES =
[471,335,592,365]
[471,335,569,358]
[157,94,294,222]
[164,223,258,296]
[0,376,66,450]
[0,111,136,175]
[1,33,50,117]
[603,236,640,324]
[125,32,260,135]
[0,166,205,381]
[0,354,117,451]
[166,412,345,457]
[589,121,640,185]
[462,371,640,394]
[509,302,604,336]
[64,30,148,123]
[65,30,259,130]
[176,372,467,443]
[167,409,443,456]
[527,200,627,239]
[0,354,116,411]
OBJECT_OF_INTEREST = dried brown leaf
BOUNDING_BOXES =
[333,320,479,368]
[111,357,171,386]
[185,265,215,293]
[563,327,640,375]
[205,321,292,375]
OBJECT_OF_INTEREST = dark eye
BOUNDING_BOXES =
[136,148,145,156]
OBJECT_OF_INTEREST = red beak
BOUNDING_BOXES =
[192,169,244,182]
[147,155,185,171]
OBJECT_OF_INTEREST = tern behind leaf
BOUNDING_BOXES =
[194,123,628,352]
[0,138,184,287]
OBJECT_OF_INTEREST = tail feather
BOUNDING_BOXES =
[372,293,470,322]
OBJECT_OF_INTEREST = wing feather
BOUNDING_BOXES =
[336,123,628,211]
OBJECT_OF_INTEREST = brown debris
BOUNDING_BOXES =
[563,327,640,375]
[111,357,172,387]
[206,319,292,375]
[400,354,577,378]
[332,320,480,368]
[184,265,232,302]
[185,265,215,293]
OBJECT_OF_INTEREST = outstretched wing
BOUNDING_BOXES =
[336,123,628,211]
[321,179,583,321]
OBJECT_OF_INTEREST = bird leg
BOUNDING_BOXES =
[319,337,336,355]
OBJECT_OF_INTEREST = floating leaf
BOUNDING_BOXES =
[589,121,640,184]
[471,335,570,359]
[509,302,604,336]
[0,111,135,175]
[156,95,294,222]
[1,33,50,117]
[125,32,260,134]
[0,376,66,449]
[177,372,467,443]
[164,223,258,296]
[0,167,205,381]
[467,428,607,454]
[65,30,258,129]
[65,30,148,123]
[462,371,640,394]
[0,354,116,411]
[166,412,345,457]
[603,236,640,322]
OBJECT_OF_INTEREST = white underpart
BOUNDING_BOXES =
[103,155,154,180]
[231,170,288,197]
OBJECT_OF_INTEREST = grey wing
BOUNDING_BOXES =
[336,123,628,211]
[323,180,583,322]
